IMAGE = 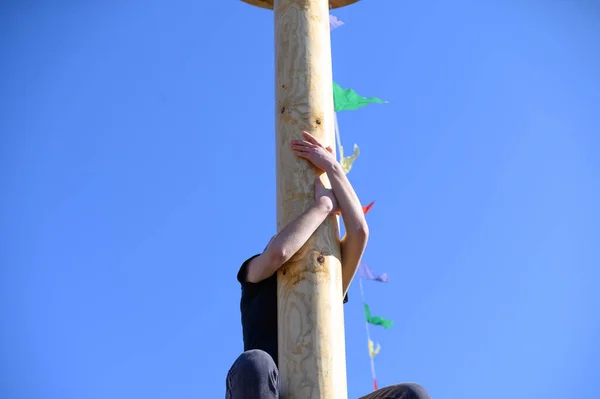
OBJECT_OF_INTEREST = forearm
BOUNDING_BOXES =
[287,131,367,294]
[326,163,368,233]
[326,163,368,295]
[269,200,332,265]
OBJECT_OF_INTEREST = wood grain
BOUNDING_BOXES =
[241,0,360,10]
[274,1,348,398]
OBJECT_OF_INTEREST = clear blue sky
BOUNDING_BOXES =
[2,1,599,398]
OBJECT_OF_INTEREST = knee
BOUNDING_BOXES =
[226,350,278,397]
[392,383,431,399]
[230,349,277,378]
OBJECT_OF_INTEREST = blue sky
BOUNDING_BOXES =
[1,1,599,398]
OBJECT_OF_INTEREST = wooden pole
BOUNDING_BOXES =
[241,1,360,398]
[274,2,346,396]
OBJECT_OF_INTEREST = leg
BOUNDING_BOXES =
[225,349,279,399]
[359,383,431,399]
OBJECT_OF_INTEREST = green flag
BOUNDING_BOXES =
[363,303,394,329]
[333,81,386,112]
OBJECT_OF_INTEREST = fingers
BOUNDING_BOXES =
[290,134,325,165]
[290,141,312,150]
[291,145,310,154]
[292,147,311,161]
[290,140,316,150]
[291,140,317,159]
[302,131,324,147]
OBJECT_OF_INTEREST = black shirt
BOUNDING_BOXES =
[237,254,279,365]
[237,254,348,366]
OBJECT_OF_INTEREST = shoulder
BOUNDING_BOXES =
[237,254,261,284]
[237,254,277,304]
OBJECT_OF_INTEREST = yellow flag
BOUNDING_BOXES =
[340,143,360,174]
[368,339,381,359]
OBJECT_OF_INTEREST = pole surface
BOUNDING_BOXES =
[274,1,348,398]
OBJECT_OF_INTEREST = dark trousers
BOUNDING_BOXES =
[226,350,431,399]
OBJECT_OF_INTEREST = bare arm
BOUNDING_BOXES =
[326,163,369,296]
[291,131,369,296]
[246,178,337,283]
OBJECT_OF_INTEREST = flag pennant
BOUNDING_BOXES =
[363,303,394,329]
[359,263,389,283]
[329,14,344,31]
[333,82,387,112]
[368,339,381,359]
[340,143,360,174]
[362,201,375,215]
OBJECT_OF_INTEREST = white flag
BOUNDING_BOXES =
[329,14,344,31]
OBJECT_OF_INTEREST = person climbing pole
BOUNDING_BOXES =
[225,131,430,399]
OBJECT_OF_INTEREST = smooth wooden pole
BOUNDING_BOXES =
[275,1,348,398]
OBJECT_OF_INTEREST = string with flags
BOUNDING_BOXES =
[359,263,393,391]
[329,14,391,393]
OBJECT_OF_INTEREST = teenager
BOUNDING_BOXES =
[226,132,430,399]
